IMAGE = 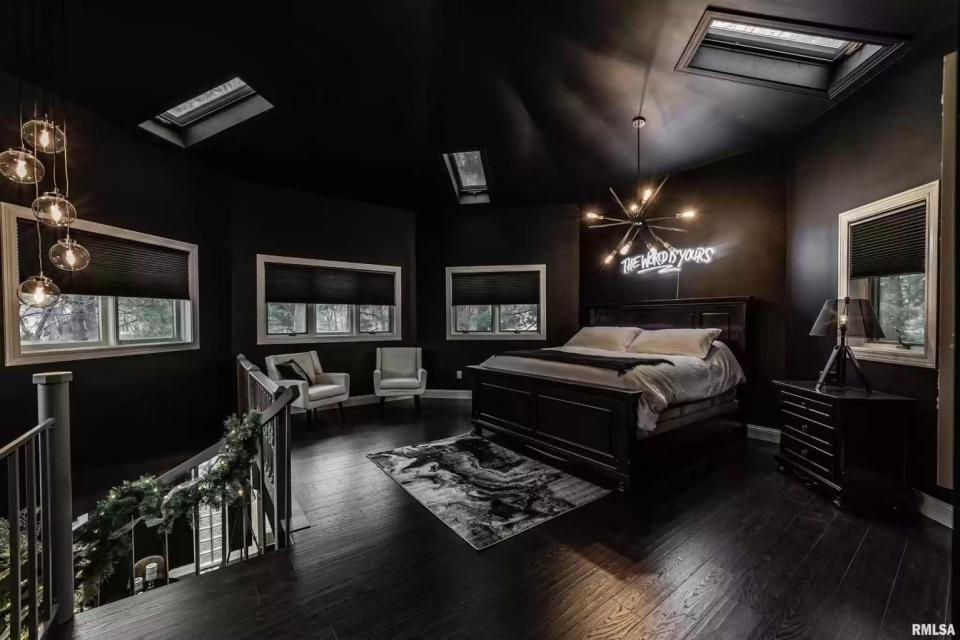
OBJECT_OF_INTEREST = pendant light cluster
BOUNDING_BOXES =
[584,116,698,265]
[4,0,90,308]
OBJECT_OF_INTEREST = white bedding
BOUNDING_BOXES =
[478,342,746,433]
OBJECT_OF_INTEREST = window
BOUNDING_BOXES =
[441,149,490,204]
[139,76,273,148]
[838,182,939,368]
[446,265,546,340]
[257,255,401,344]
[2,203,198,365]
[676,9,905,99]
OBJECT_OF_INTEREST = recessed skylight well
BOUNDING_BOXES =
[441,149,490,204]
[140,76,273,148]
[676,10,905,99]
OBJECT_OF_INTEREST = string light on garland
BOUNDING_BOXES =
[585,115,698,265]
[72,411,264,608]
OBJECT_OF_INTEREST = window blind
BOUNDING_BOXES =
[450,270,540,306]
[849,205,926,279]
[16,219,191,299]
[264,262,396,305]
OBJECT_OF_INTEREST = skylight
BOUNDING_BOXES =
[158,77,255,127]
[139,76,273,148]
[676,10,905,99]
[451,151,487,191]
[708,20,850,57]
[441,150,490,204]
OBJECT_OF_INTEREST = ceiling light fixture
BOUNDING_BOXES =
[584,116,699,264]
[11,0,91,308]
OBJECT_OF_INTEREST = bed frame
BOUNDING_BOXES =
[468,296,750,491]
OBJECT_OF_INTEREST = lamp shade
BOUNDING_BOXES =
[809,297,885,339]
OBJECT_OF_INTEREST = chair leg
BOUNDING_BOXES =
[414,395,421,413]
[379,397,385,415]
[306,409,313,431]
[338,402,345,425]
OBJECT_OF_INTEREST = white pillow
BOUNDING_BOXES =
[565,326,641,352]
[626,328,722,358]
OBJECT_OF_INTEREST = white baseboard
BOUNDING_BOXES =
[746,424,781,444]
[422,389,472,400]
[317,389,471,411]
[917,491,953,529]
[744,426,952,529]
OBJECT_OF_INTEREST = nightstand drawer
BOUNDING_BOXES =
[779,390,834,424]
[781,432,833,478]
[782,409,834,448]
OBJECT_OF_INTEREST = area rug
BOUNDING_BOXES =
[367,434,610,550]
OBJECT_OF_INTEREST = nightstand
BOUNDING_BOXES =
[772,380,916,511]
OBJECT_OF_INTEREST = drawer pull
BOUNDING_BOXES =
[800,424,808,432]
[801,448,809,457]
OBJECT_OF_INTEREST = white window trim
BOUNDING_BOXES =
[1,202,200,366]
[837,181,939,368]
[256,254,402,345]
[445,264,547,341]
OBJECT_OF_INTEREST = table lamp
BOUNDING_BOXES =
[809,296,884,393]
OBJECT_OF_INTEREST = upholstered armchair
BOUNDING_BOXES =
[264,351,350,427]
[373,347,427,412]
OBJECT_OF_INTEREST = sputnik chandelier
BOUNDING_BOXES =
[584,116,697,265]
[3,0,90,309]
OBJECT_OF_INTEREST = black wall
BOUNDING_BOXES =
[0,71,233,502]
[228,180,418,396]
[785,26,957,502]
[580,149,788,426]
[416,204,580,389]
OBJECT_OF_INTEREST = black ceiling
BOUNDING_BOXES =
[0,0,956,211]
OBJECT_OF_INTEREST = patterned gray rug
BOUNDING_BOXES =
[367,433,610,550]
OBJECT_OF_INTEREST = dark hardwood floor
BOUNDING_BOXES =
[52,399,951,640]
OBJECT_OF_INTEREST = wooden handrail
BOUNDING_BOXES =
[0,418,54,459]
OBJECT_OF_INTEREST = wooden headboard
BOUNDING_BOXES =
[585,296,751,358]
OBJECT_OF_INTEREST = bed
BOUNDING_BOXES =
[467,296,750,491]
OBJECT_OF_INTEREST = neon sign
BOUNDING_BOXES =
[621,246,716,275]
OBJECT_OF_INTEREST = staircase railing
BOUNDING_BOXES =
[1,418,56,640]
[236,354,296,552]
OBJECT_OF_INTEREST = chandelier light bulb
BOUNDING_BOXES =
[21,119,66,154]
[17,274,60,309]
[642,187,653,203]
[603,252,616,265]
[49,237,90,272]
[628,202,640,214]
[32,191,78,227]
[678,210,696,219]
[585,212,601,220]
[0,147,45,184]
[619,243,632,255]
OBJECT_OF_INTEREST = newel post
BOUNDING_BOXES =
[34,371,74,624]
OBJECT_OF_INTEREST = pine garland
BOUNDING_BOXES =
[71,410,263,606]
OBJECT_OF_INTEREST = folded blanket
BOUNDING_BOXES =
[501,349,673,375]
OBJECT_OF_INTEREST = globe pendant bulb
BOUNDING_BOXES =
[17,275,60,308]
[0,147,45,184]
[49,238,90,272]
[22,119,66,154]
[31,191,77,227]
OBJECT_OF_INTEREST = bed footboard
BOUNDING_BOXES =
[467,365,640,491]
